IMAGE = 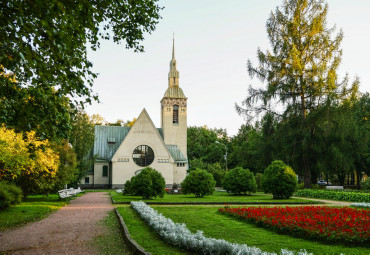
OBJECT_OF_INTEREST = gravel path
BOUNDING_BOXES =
[0,192,114,255]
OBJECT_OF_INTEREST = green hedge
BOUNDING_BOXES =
[0,182,22,209]
[295,189,370,203]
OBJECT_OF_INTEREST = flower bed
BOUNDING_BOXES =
[219,206,370,246]
[131,201,311,255]
[295,189,370,203]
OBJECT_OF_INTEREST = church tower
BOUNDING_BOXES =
[161,38,188,159]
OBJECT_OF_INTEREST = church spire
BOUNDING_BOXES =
[168,36,179,87]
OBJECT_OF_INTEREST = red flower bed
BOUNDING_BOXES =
[218,206,370,246]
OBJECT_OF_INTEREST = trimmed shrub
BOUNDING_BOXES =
[123,180,132,195]
[255,173,263,192]
[295,189,370,203]
[361,178,370,191]
[0,182,22,209]
[261,160,297,199]
[222,167,257,195]
[181,169,215,197]
[130,167,165,199]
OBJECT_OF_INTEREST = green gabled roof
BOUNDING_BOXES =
[93,125,164,161]
[166,145,187,162]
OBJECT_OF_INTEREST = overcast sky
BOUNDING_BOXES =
[85,0,370,136]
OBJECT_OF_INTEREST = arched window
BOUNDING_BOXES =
[173,105,179,124]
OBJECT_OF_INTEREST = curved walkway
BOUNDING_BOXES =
[291,196,353,206]
[0,192,113,254]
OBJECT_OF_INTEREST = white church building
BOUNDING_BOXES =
[81,40,188,189]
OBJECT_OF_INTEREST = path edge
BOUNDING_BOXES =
[114,208,151,255]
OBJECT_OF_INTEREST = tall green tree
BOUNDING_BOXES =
[236,0,357,187]
[0,0,162,138]
[69,110,95,182]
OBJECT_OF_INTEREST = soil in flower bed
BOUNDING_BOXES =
[218,205,369,247]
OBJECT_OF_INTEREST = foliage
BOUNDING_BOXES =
[51,141,78,191]
[229,124,260,173]
[236,0,358,188]
[255,173,263,192]
[69,110,95,181]
[222,167,257,195]
[123,180,132,195]
[187,126,229,165]
[351,203,370,208]
[0,182,22,209]
[261,160,297,199]
[0,126,59,196]
[0,0,162,107]
[219,206,370,246]
[181,169,216,197]
[131,201,304,255]
[206,163,226,187]
[130,167,165,199]
[295,189,370,203]
[361,178,370,190]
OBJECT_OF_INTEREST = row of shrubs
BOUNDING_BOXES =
[295,189,370,203]
[0,182,22,209]
[123,160,298,199]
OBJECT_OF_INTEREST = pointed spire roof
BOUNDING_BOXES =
[172,35,175,61]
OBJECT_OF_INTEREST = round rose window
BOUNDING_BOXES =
[132,145,154,167]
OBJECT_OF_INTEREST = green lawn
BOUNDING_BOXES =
[0,194,69,231]
[111,191,316,204]
[117,205,369,255]
[91,210,132,254]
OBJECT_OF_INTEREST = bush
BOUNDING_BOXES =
[222,167,257,195]
[361,178,370,190]
[261,160,297,199]
[130,167,165,199]
[295,189,370,203]
[181,169,215,197]
[0,182,22,209]
[255,173,263,192]
[123,180,132,195]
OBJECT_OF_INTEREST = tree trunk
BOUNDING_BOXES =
[301,93,312,188]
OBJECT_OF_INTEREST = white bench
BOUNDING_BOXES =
[58,187,84,199]
[326,186,343,190]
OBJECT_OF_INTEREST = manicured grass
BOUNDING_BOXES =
[0,194,68,231]
[111,191,315,204]
[91,210,132,254]
[152,206,369,254]
[116,206,191,255]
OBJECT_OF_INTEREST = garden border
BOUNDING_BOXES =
[114,208,151,255]
[112,200,324,205]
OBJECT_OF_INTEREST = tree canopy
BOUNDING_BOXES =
[0,0,162,139]
[236,0,358,187]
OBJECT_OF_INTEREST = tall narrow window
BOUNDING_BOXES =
[102,165,108,177]
[173,105,179,124]
[173,77,176,85]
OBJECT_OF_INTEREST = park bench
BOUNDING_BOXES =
[58,187,84,199]
[326,186,344,190]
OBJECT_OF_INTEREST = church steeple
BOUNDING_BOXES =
[168,37,179,87]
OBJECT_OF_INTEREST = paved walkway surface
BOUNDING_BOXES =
[291,196,353,206]
[0,192,113,255]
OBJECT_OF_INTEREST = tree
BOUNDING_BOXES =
[236,0,357,188]
[69,110,95,182]
[130,167,165,199]
[261,160,297,199]
[181,169,215,197]
[222,167,257,195]
[52,141,78,191]
[0,0,162,138]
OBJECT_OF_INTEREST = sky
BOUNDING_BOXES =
[85,0,370,136]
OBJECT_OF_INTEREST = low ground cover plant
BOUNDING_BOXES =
[261,161,297,199]
[295,189,370,203]
[218,206,370,246]
[223,167,257,195]
[131,201,310,255]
